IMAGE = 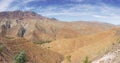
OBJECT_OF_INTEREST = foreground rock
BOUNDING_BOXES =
[92,42,120,63]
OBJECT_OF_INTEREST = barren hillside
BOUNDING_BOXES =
[0,37,63,63]
[41,28,120,63]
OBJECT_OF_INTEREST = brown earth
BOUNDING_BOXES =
[0,37,63,63]
[41,28,120,63]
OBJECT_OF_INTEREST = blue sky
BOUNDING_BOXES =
[0,0,120,25]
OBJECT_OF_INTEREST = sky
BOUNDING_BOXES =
[0,0,120,25]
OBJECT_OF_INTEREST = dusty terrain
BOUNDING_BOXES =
[0,37,63,63]
[42,28,120,63]
[0,11,119,63]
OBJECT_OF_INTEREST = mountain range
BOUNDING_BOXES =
[0,11,120,63]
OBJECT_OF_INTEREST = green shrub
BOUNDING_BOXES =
[14,50,27,63]
[83,56,91,63]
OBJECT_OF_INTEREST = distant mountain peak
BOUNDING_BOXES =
[0,10,44,19]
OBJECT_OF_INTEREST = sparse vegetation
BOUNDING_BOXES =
[14,50,27,63]
[83,56,91,63]
[5,36,14,39]
[0,45,3,54]
[48,46,50,48]
[66,55,71,63]
[34,40,52,44]
[117,39,120,43]
[112,43,115,45]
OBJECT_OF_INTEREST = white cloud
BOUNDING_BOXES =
[21,0,45,4]
[69,0,85,2]
[0,0,46,11]
[22,0,35,3]
[37,3,120,24]
[23,0,47,3]
[0,0,15,11]
[92,15,107,18]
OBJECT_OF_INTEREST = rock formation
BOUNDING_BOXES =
[17,26,26,37]
[5,21,11,29]
[0,24,7,37]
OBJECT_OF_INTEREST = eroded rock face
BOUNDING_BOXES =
[17,26,26,37]
[5,21,11,29]
[1,24,7,37]
[0,20,11,37]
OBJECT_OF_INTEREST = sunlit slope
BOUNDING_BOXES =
[42,28,120,63]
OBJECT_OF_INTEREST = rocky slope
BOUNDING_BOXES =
[92,38,120,63]
[0,37,63,63]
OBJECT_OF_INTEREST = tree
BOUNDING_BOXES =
[14,50,27,63]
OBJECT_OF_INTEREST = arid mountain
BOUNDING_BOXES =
[0,11,116,42]
[0,11,119,63]
[0,10,45,19]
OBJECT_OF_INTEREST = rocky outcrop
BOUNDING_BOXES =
[92,43,120,63]
[0,24,7,37]
[5,21,11,29]
[17,26,26,37]
[0,21,11,37]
